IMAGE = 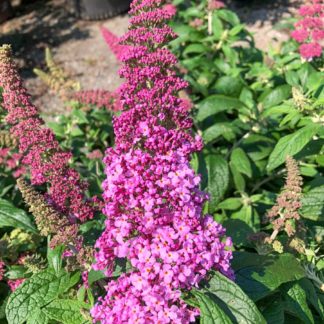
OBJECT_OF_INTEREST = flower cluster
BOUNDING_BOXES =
[291,0,324,60]
[249,157,305,255]
[92,1,233,323]
[72,89,121,111]
[0,45,94,223]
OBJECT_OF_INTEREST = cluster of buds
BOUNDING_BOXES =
[0,45,96,278]
[266,156,303,240]
[72,89,121,111]
[291,0,324,60]
[250,156,305,254]
[17,178,94,272]
[0,44,95,222]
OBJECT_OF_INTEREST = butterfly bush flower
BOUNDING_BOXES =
[92,1,233,323]
[291,0,324,60]
[0,45,94,223]
[72,89,121,111]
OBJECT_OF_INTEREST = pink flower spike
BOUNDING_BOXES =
[92,1,234,323]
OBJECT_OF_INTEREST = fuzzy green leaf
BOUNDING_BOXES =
[26,308,48,324]
[301,185,324,221]
[260,84,291,108]
[192,290,232,324]
[43,299,90,324]
[0,198,37,234]
[232,252,305,301]
[202,123,235,144]
[230,148,252,178]
[6,269,71,324]
[202,271,266,324]
[196,95,245,122]
[206,154,229,212]
[281,281,314,324]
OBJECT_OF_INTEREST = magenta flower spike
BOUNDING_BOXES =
[92,1,233,323]
[72,89,121,111]
[0,45,94,222]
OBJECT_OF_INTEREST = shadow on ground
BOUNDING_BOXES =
[0,0,89,78]
[227,0,302,26]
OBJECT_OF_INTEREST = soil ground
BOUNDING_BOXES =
[0,0,302,117]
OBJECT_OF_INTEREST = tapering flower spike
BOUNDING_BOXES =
[267,156,303,241]
[0,45,94,222]
[101,26,129,61]
[92,1,233,323]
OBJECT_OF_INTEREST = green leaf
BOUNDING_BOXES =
[192,290,232,324]
[231,205,259,231]
[301,185,324,221]
[43,299,90,324]
[222,218,254,247]
[26,307,48,324]
[196,95,246,122]
[281,281,314,324]
[217,197,242,210]
[0,198,37,234]
[213,76,243,97]
[267,124,320,171]
[5,266,28,280]
[230,163,245,192]
[217,9,240,26]
[230,148,252,178]
[211,13,223,40]
[183,43,208,56]
[47,243,64,274]
[206,155,229,212]
[262,104,297,117]
[6,269,71,324]
[202,271,266,324]
[72,109,89,124]
[285,71,300,87]
[232,252,305,301]
[202,123,235,144]
[259,84,291,108]
[87,269,106,286]
[299,278,324,319]
[47,122,65,138]
[262,296,285,324]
